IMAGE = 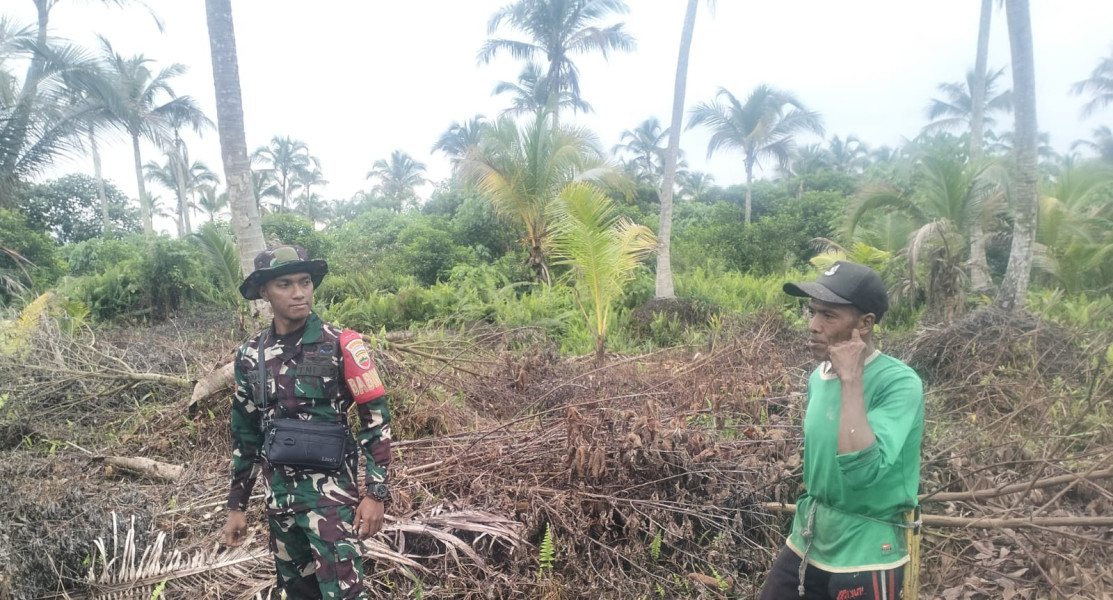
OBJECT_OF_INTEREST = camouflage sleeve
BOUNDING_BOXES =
[340,330,392,485]
[227,344,263,511]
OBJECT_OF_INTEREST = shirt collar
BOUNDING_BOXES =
[819,348,881,380]
[266,312,322,362]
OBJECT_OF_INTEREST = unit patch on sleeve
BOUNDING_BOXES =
[340,329,385,403]
[344,338,372,370]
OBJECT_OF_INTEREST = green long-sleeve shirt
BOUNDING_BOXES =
[786,351,923,572]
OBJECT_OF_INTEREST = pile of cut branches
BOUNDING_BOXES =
[4,304,1113,599]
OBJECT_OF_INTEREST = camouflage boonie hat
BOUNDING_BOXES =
[239,244,328,300]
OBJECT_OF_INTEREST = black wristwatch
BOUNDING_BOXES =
[367,482,390,504]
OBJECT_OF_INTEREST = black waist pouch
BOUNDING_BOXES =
[265,419,347,471]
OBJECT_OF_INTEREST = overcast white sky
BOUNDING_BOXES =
[10,1,1113,234]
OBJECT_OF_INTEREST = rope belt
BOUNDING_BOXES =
[795,501,922,597]
[797,502,818,597]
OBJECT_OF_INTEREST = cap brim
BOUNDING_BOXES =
[239,260,328,300]
[783,281,853,305]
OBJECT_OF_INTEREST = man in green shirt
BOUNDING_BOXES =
[759,261,923,600]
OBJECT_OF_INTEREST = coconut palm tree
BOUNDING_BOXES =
[547,182,656,363]
[293,159,326,207]
[195,183,226,222]
[687,85,825,224]
[478,0,635,128]
[850,152,1004,322]
[1071,126,1113,162]
[996,0,1038,312]
[828,134,870,174]
[966,0,998,295]
[869,145,902,165]
[94,36,208,236]
[612,117,668,189]
[2,0,158,197]
[186,160,219,208]
[459,112,623,284]
[366,150,429,211]
[251,135,311,213]
[205,0,266,294]
[492,62,592,120]
[781,144,832,179]
[164,110,215,236]
[142,158,182,234]
[677,170,714,203]
[296,193,332,226]
[432,114,487,172]
[1037,163,1113,293]
[923,67,1013,135]
[0,20,101,202]
[143,154,219,237]
[1071,47,1113,119]
[656,0,703,299]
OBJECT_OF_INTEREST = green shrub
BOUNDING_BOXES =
[326,209,406,275]
[62,237,214,321]
[62,235,145,277]
[1028,289,1113,331]
[396,219,474,286]
[677,267,802,317]
[263,213,331,260]
[16,173,140,243]
[0,208,64,304]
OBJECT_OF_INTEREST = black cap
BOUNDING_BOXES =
[783,261,889,322]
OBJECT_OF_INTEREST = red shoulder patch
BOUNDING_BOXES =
[340,330,384,403]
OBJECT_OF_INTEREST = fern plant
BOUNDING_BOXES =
[537,522,556,578]
[648,529,662,562]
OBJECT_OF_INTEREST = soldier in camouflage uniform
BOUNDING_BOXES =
[222,245,392,600]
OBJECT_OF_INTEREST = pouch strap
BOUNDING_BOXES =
[256,329,273,432]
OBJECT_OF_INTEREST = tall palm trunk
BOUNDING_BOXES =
[280,173,289,212]
[132,133,153,235]
[175,155,191,237]
[206,0,266,293]
[655,0,699,300]
[996,0,1038,312]
[0,1,50,193]
[967,0,994,294]
[744,160,754,224]
[172,134,192,237]
[91,127,110,237]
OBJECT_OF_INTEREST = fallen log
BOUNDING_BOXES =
[918,468,1113,503]
[759,503,1113,529]
[185,361,235,412]
[100,456,183,482]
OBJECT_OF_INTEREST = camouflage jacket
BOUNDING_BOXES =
[226,312,392,515]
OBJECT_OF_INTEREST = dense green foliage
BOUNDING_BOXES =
[17,174,141,243]
[0,208,64,302]
[2,2,1111,356]
[61,235,220,321]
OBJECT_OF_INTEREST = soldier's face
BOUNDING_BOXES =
[261,272,314,322]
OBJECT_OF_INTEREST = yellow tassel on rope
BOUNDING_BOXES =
[904,508,921,600]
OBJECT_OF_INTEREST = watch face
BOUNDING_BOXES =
[370,483,389,499]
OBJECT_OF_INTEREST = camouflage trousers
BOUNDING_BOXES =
[268,504,367,600]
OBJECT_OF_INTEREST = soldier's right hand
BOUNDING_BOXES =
[223,510,248,547]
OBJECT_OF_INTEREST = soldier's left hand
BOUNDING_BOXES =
[356,496,385,539]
